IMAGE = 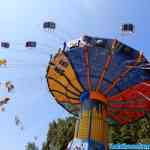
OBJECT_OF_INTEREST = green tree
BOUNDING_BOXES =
[26,116,150,150]
[25,142,39,150]
[109,117,150,144]
[43,117,76,150]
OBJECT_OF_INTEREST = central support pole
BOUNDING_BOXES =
[68,98,108,150]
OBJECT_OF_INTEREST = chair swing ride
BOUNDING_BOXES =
[0,21,150,149]
[46,33,150,149]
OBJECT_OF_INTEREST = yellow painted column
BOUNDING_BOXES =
[74,101,108,150]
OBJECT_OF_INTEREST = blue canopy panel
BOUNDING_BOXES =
[66,38,150,96]
[66,48,88,90]
[66,46,119,95]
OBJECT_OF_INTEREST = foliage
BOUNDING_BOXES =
[43,116,150,150]
[43,116,76,150]
[26,115,150,150]
[109,116,150,144]
[25,142,39,150]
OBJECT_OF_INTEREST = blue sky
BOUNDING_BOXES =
[0,0,150,149]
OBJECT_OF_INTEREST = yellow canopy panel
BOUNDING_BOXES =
[47,52,83,104]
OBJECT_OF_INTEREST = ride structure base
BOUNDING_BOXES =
[67,98,108,150]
